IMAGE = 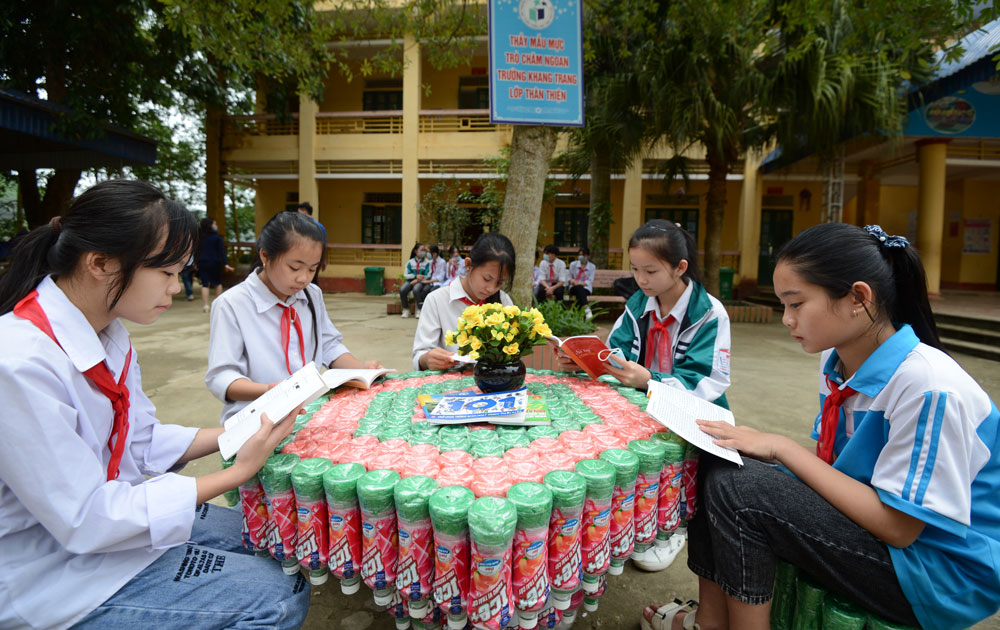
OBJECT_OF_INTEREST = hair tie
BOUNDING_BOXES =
[863,224,908,249]
[48,216,63,237]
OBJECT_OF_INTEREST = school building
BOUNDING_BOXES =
[206,17,1000,298]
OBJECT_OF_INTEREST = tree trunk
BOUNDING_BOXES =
[499,125,557,307]
[587,147,612,269]
[19,169,81,228]
[703,156,728,299]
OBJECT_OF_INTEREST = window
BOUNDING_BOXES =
[362,78,403,112]
[458,76,490,110]
[645,207,699,242]
[362,205,402,244]
[554,207,589,248]
[284,191,299,213]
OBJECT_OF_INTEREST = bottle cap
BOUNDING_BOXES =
[373,587,394,607]
[395,617,411,629]
[583,599,598,612]
[408,599,429,619]
[518,611,539,629]
[281,558,299,575]
[308,569,329,585]
[341,576,361,595]
[447,612,469,629]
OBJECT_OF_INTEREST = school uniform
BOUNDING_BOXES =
[815,325,1000,630]
[0,276,199,629]
[206,270,350,423]
[606,280,730,407]
[197,230,228,288]
[416,256,448,306]
[412,279,513,370]
[532,266,541,288]
[445,257,466,284]
[534,257,567,302]
[567,259,596,307]
[399,256,431,312]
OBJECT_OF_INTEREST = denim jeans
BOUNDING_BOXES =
[72,504,310,630]
[687,456,919,626]
[180,268,194,298]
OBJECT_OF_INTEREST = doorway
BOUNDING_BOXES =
[758,209,794,286]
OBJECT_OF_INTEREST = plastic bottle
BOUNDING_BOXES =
[791,575,825,630]
[468,496,518,630]
[396,475,440,621]
[357,469,402,606]
[221,455,240,507]
[557,587,585,629]
[259,453,302,574]
[821,595,867,630]
[507,482,554,629]
[769,560,798,630]
[323,462,366,594]
[572,459,615,610]
[237,469,270,555]
[541,470,587,611]
[626,440,665,558]
[653,440,685,555]
[291,457,335,584]
[429,485,476,630]
[680,441,699,525]
[597,449,639,575]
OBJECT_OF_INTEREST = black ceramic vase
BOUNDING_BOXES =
[473,359,527,393]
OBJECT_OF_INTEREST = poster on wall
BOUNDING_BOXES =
[963,218,993,254]
[905,74,1000,138]
[488,0,585,126]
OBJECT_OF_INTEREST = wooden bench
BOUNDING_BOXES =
[588,269,633,304]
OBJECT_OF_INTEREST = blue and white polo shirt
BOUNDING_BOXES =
[814,324,1000,630]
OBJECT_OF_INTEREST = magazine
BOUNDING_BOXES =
[420,388,550,426]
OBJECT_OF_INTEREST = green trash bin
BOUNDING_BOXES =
[718,267,735,300]
[364,266,385,296]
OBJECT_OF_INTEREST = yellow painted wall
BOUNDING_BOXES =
[877,186,918,238]
[421,55,490,110]
[317,178,401,244]
[255,180,299,228]
[321,59,396,112]
[941,181,964,285]
[958,179,1000,287]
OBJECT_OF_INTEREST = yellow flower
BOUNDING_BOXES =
[501,321,510,331]
[503,305,521,317]
[531,309,544,324]
[456,318,467,331]
[502,342,520,356]
[469,350,480,360]
[456,331,469,346]
[445,331,456,346]
[469,336,483,350]
[505,332,515,342]
[532,322,552,338]
[462,305,481,319]
[491,329,504,341]
[485,312,506,327]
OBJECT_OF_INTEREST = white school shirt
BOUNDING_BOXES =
[0,276,199,630]
[411,279,513,370]
[640,279,693,368]
[206,270,350,423]
[567,260,596,293]
[814,325,1000,630]
[427,256,448,288]
[532,266,541,288]
[445,257,466,283]
[538,257,567,286]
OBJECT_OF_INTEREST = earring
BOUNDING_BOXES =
[852,309,858,317]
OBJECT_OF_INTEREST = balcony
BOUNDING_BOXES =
[316,111,403,134]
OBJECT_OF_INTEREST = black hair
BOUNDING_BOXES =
[251,211,327,363]
[468,232,516,293]
[297,202,313,216]
[578,246,590,256]
[408,242,424,260]
[448,245,460,257]
[200,217,216,235]
[629,219,700,283]
[542,244,560,256]
[428,244,440,257]
[0,179,197,315]
[776,223,941,349]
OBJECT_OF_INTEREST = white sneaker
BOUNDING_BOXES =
[401,309,411,319]
[585,307,593,320]
[415,306,421,319]
[202,304,210,313]
[632,530,686,572]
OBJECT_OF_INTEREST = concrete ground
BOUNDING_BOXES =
[128,290,1000,630]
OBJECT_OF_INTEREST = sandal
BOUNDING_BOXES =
[640,599,699,630]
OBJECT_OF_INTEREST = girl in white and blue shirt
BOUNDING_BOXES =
[207,211,381,424]
[658,223,1000,630]
[0,180,306,630]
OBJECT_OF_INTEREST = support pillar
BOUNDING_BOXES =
[916,139,948,296]
[736,150,763,298]
[298,95,319,217]
[855,160,880,227]
[401,34,422,254]
[205,105,225,234]
[619,160,644,269]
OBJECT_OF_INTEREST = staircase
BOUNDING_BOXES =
[746,292,1000,362]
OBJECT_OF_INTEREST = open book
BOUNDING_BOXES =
[218,362,394,459]
[546,335,619,380]
[645,380,742,465]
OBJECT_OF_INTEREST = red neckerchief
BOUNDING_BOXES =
[817,377,856,463]
[14,289,132,481]
[548,261,555,284]
[276,302,306,374]
[576,264,586,282]
[645,312,676,373]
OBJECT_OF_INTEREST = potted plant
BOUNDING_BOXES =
[446,303,552,392]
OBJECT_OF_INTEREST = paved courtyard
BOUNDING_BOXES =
[127,290,1000,630]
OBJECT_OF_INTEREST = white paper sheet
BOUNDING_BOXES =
[645,380,743,465]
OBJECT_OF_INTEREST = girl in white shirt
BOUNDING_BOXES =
[0,180,306,630]
[412,232,516,370]
[207,211,382,424]
[445,244,466,284]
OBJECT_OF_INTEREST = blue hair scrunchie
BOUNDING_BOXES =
[863,224,909,249]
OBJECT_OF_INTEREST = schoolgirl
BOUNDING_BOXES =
[534,243,567,303]
[414,244,447,313]
[0,180,307,630]
[445,244,466,284]
[399,242,430,318]
[646,223,1000,630]
[206,211,381,424]
[412,232,516,371]
[196,217,233,313]
[567,245,597,312]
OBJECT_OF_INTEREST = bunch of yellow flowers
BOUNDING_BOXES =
[445,303,552,363]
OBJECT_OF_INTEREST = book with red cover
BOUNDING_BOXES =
[546,335,614,380]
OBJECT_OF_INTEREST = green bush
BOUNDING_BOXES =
[533,300,605,338]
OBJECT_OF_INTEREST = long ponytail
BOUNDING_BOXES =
[0,179,197,315]
[628,219,701,283]
[776,223,941,349]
